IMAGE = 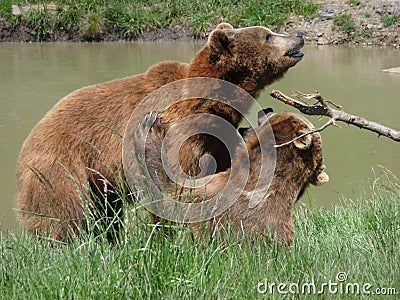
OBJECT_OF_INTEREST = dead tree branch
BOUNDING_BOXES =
[270,90,400,143]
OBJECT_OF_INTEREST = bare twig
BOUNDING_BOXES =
[295,91,343,109]
[270,90,400,143]
[275,118,337,148]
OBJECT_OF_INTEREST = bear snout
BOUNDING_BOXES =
[268,32,304,60]
[283,35,304,59]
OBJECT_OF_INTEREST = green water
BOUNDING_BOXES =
[0,42,399,231]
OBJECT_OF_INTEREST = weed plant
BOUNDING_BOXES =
[381,13,399,28]
[333,13,357,39]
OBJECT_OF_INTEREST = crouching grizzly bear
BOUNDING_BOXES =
[17,22,305,241]
[132,111,329,245]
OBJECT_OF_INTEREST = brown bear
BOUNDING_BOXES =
[132,111,329,245]
[16,22,305,241]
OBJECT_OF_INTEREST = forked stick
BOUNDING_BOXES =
[270,90,400,143]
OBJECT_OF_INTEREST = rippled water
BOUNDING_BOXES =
[0,42,399,230]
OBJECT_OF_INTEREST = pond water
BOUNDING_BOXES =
[0,42,399,231]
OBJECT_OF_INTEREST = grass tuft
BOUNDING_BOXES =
[0,0,318,41]
[381,13,399,28]
[1,176,399,298]
[333,13,357,38]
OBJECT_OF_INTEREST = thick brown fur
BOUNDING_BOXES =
[17,23,304,241]
[136,112,329,245]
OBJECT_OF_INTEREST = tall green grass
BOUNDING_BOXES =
[0,0,318,40]
[1,176,399,298]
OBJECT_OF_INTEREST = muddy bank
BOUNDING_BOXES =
[0,18,197,42]
[1,0,399,48]
[283,0,400,48]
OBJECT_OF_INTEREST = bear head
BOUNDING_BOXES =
[189,22,305,97]
[243,111,329,203]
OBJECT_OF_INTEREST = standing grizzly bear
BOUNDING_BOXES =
[17,23,304,241]
[132,111,329,244]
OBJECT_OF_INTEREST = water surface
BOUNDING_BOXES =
[1,42,399,231]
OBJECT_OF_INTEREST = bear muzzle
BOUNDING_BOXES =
[282,32,305,60]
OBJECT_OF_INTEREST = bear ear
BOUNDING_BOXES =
[257,107,274,126]
[293,129,312,150]
[216,22,234,30]
[208,29,233,56]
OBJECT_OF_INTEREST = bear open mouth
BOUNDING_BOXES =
[284,49,304,58]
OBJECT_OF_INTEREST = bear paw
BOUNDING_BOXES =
[134,111,164,145]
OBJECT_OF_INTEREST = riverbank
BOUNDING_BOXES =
[0,0,399,48]
[284,0,400,48]
[0,0,319,42]
[1,178,399,298]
